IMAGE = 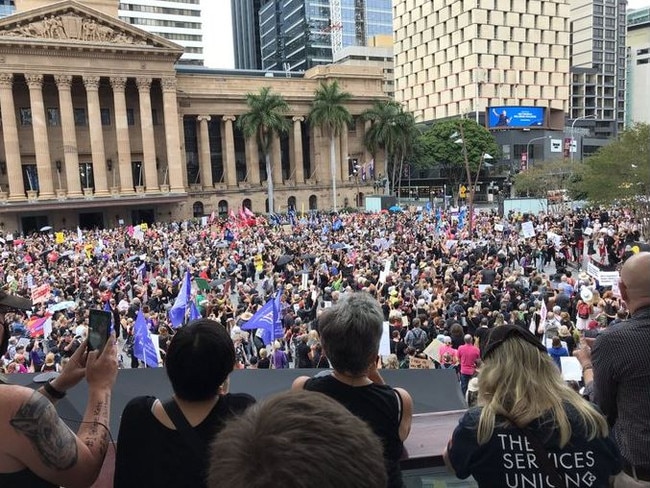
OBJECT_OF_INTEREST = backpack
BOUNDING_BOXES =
[408,328,427,351]
[577,302,590,319]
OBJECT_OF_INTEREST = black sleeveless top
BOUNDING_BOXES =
[304,375,405,488]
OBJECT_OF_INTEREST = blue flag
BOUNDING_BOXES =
[425,201,432,214]
[169,270,191,328]
[133,309,159,367]
[240,288,283,345]
[458,208,467,230]
[332,218,342,231]
[189,301,201,321]
[104,301,114,334]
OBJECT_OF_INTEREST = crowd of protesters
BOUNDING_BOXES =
[0,204,645,380]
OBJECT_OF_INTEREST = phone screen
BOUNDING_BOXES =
[88,309,112,351]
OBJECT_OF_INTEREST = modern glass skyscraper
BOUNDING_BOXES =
[0,0,16,18]
[118,0,204,65]
[232,0,264,70]
[259,0,392,72]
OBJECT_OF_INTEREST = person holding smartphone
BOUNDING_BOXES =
[0,291,118,488]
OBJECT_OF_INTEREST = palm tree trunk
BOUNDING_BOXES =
[397,155,405,204]
[384,155,390,194]
[390,156,399,197]
[330,135,337,211]
[265,152,274,214]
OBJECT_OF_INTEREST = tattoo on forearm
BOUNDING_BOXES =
[83,395,110,456]
[10,391,78,470]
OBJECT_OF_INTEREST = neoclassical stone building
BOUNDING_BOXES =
[0,1,385,233]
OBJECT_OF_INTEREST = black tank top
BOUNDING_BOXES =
[304,375,405,488]
[0,468,57,488]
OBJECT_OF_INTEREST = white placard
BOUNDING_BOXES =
[379,321,391,357]
[521,221,535,238]
[598,271,620,286]
[583,227,593,236]
[560,356,583,382]
[478,284,490,294]
[494,223,504,232]
[587,261,600,279]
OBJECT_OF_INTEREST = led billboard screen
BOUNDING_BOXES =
[487,106,545,128]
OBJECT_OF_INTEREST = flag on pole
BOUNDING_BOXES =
[240,288,283,345]
[77,226,83,244]
[104,301,114,334]
[133,309,159,367]
[168,270,191,328]
[189,301,202,321]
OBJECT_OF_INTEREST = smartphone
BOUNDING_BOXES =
[88,309,112,351]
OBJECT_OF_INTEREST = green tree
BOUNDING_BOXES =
[512,159,577,198]
[237,86,290,214]
[413,119,499,203]
[309,81,352,211]
[577,123,650,237]
[362,100,418,195]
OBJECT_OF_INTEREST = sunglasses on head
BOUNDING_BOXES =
[481,325,547,361]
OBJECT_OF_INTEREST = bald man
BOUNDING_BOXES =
[592,252,650,487]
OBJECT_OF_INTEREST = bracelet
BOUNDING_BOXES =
[43,379,66,399]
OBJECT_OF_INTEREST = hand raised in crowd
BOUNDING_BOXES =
[573,336,595,368]
[85,333,118,392]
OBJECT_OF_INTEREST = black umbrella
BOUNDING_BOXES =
[276,254,294,267]
[210,278,227,288]
[301,253,317,260]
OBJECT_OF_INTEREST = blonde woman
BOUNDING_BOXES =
[443,325,621,487]
[384,353,399,370]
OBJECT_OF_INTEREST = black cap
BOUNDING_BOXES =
[0,290,33,311]
[481,325,547,361]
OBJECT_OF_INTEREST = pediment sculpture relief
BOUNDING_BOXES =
[0,14,148,45]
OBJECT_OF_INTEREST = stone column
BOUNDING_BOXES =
[197,115,212,189]
[25,74,54,198]
[291,116,304,184]
[83,76,109,196]
[0,73,25,200]
[136,77,158,192]
[363,120,373,173]
[111,77,134,193]
[271,133,283,185]
[161,77,184,193]
[244,136,260,185]
[222,115,237,187]
[54,75,82,198]
[340,129,349,182]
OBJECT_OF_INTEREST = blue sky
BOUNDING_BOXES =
[202,0,650,69]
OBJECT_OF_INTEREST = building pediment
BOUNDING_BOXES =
[0,0,184,56]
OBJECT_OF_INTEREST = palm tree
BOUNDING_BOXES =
[309,80,352,212]
[238,87,290,214]
[362,100,418,196]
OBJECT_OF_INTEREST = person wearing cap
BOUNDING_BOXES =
[443,324,621,487]
[588,252,650,486]
[0,290,118,488]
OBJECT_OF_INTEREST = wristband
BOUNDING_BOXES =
[43,379,66,399]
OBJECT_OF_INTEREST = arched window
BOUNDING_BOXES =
[288,196,296,211]
[309,194,318,210]
[217,200,228,217]
[357,192,365,208]
[242,198,252,211]
[192,201,204,218]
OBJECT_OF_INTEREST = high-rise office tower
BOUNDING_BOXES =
[569,0,627,137]
[118,0,204,65]
[393,0,570,123]
[232,0,264,70]
[625,7,650,126]
[259,0,392,72]
[0,0,15,17]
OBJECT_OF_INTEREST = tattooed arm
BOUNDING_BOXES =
[0,337,117,488]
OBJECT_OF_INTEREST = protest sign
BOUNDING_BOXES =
[409,357,433,369]
[521,221,535,238]
[31,284,51,304]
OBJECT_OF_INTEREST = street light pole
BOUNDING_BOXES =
[570,114,597,163]
[525,135,551,170]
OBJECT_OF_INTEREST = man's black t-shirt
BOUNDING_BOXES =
[448,406,621,487]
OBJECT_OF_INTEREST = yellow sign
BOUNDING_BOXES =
[459,185,467,199]
[55,232,65,244]
[140,223,148,231]
[253,254,264,272]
